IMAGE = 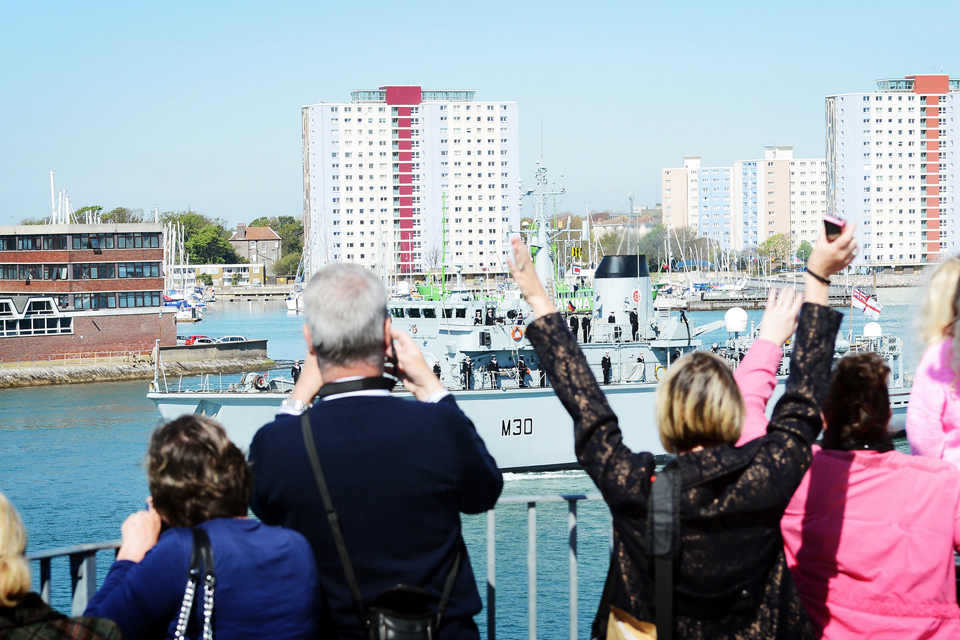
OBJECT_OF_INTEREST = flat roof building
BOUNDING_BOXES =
[302,85,521,278]
[826,74,959,267]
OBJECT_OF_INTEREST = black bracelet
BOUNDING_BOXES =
[806,268,831,285]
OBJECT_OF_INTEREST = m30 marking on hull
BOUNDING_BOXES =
[502,418,534,436]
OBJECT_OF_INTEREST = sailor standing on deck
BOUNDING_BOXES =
[488,356,500,389]
[581,315,591,343]
[569,314,580,339]
[629,309,639,341]
[433,360,442,379]
[461,356,473,390]
[601,351,612,385]
[291,360,302,383]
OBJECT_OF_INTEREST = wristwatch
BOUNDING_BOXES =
[281,398,312,413]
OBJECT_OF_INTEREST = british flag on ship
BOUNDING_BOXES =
[852,287,883,321]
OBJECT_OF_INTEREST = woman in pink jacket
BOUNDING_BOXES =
[736,289,960,639]
[906,257,960,468]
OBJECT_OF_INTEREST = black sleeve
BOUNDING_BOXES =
[526,313,654,511]
[248,420,287,526]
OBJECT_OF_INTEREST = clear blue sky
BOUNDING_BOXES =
[3,0,960,226]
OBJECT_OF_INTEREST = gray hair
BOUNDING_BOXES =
[303,263,389,369]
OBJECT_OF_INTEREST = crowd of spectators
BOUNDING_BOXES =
[4,225,960,639]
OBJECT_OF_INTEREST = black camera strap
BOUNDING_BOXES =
[300,411,461,633]
[314,376,396,401]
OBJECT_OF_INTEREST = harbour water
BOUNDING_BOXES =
[0,288,922,637]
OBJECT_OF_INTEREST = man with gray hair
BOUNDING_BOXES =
[249,264,502,639]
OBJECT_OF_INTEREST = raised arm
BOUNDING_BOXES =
[509,238,654,508]
[757,227,855,499]
[734,287,802,445]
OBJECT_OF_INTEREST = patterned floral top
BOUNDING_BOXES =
[525,303,842,640]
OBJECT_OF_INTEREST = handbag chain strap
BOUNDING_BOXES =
[300,411,462,631]
[174,528,216,640]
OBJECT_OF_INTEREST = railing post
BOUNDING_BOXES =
[486,509,496,640]
[527,501,537,640]
[39,558,51,604]
[568,500,578,640]
[69,551,97,616]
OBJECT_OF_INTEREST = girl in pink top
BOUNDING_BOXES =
[907,257,960,468]
[737,290,960,640]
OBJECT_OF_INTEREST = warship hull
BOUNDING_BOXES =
[147,382,912,473]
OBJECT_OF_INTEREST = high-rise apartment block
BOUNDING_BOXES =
[302,86,520,277]
[826,74,959,267]
[662,147,827,251]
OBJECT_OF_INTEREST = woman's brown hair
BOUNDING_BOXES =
[148,415,252,528]
[821,352,893,452]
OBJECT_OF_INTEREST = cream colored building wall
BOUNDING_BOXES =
[661,167,688,228]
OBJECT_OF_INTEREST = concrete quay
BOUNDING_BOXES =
[0,357,274,389]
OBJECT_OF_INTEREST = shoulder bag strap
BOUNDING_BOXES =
[434,550,462,626]
[194,528,216,640]
[648,464,681,640]
[301,411,368,628]
[173,530,204,640]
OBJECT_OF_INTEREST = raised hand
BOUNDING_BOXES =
[808,223,858,277]
[757,287,804,347]
[116,499,162,563]
[390,328,444,401]
[507,236,556,318]
[805,224,858,306]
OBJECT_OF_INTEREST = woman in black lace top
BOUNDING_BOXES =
[507,228,857,640]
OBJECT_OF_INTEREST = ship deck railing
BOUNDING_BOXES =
[0,350,153,369]
[27,493,606,640]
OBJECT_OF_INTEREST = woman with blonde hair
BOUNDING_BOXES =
[0,490,120,638]
[906,257,960,467]
[508,226,856,640]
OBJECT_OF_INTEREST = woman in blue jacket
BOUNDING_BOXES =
[86,415,319,640]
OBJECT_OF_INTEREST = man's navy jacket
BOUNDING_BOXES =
[249,393,503,639]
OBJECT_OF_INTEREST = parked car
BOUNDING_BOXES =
[185,335,215,346]
[176,335,188,346]
[217,335,247,343]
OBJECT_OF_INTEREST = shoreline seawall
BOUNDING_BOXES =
[0,358,275,389]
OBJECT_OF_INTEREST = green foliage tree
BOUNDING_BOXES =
[161,209,245,265]
[271,252,301,276]
[19,216,46,225]
[74,206,103,221]
[795,240,813,263]
[249,216,273,228]
[102,207,144,223]
[196,272,213,286]
[759,233,792,267]
[185,226,242,264]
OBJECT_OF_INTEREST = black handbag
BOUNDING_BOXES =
[173,528,216,640]
[301,411,461,640]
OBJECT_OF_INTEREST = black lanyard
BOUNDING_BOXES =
[314,376,397,400]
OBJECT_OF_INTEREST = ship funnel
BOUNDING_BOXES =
[592,255,652,333]
[725,307,749,333]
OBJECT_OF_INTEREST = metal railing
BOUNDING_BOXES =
[26,540,121,616]
[26,493,606,638]
[489,493,605,640]
[0,350,153,369]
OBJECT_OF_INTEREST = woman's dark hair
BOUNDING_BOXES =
[821,352,893,452]
[147,415,252,528]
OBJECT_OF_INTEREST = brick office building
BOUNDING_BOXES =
[0,223,176,358]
